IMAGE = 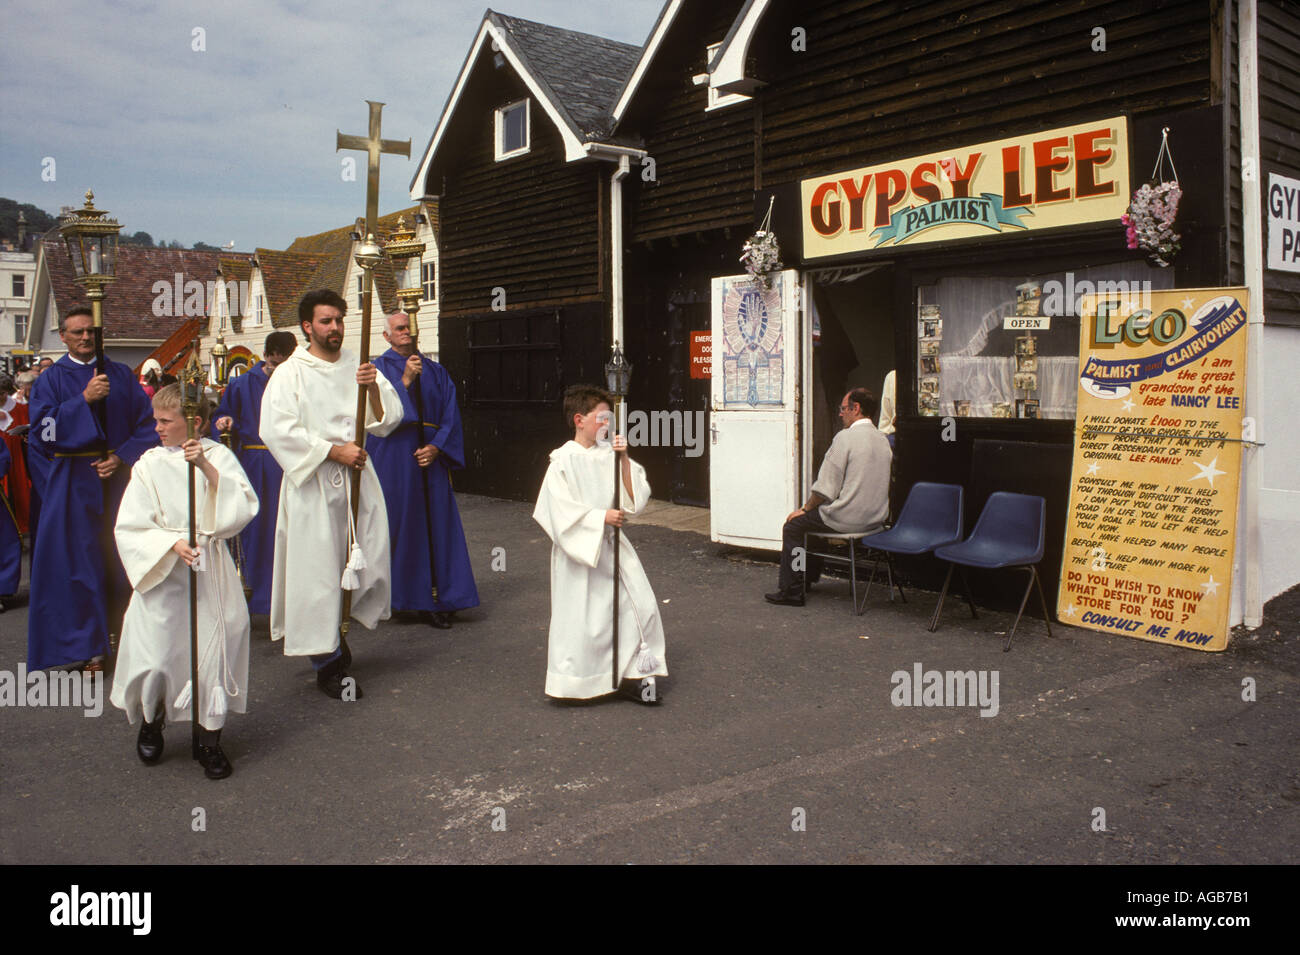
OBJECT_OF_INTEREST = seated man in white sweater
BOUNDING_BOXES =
[766,387,892,606]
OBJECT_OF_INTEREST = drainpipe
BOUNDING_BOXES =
[610,154,630,349]
[1239,0,1263,628]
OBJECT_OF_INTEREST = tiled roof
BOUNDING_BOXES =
[251,249,328,328]
[42,226,253,342]
[492,12,643,142]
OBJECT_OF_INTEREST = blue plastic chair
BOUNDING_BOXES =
[857,482,964,610]
[929,492,1054,651]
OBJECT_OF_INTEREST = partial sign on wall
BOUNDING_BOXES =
[1267,172,1300,273]
[801,118,1130,259]
[1058,288,1249,652]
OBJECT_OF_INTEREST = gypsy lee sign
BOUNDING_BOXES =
[1058,288,1249,652]
[801,118,1129,258]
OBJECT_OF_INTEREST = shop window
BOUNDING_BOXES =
[914,263,1173,420]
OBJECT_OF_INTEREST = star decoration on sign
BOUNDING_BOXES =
[1121,397,1136,412]
[1182,297,1197,311]
[1063,603,1078,617]
[1200,575,1220,597]
[1190,457,1227,487]
[1087,462,1102,475]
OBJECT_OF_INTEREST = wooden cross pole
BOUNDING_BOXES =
[334,102,410,639]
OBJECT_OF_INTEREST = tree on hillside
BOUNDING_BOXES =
[193,241,221,252]
[123,230,155,247]
[0,198,59,244]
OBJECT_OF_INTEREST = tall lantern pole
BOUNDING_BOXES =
[604,344,631,690]
[59,190,122,454]
[384,217,441,607]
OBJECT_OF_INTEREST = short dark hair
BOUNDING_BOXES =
[297,289,347,340]
[846,387,878,422]
[264,331,297,357]
[59,305,94,332]
[563,384,613,430]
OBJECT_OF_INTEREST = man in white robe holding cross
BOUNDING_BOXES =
[260,289,404,699]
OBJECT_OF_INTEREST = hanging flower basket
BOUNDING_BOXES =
[741,196,782,288]
[1122,127,1182,267]
[1122,181,1182,268]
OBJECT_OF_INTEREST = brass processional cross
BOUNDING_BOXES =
[333,101,410,640]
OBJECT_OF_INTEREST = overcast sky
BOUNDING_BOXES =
[0,0,663,251]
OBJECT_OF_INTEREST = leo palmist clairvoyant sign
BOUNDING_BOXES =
[1058,288,1249,652]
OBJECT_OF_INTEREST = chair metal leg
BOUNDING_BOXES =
[958,567,978,619]
[850,539,862,616]
[929,563,954,631]
[863,555,879,606]
[889,555,906,603]
[1033,565,1054,638]
[1004,566,1036,652]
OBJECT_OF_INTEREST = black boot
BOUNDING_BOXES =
[422,610,452,630]
[196,729,232,780]
[136,714,165,764]
[316,657,363,700]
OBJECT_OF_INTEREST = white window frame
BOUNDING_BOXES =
[251,294,264,326]
[705,42,751,112]
[12,274,25,298]
[422,260,437,302]
[14,313,28,342]
[494,98,531,161]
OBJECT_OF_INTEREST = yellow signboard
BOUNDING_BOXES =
[800,118,1130,259]
[1058,288,1249,652]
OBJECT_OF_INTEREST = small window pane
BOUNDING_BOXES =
[502,103,527,153]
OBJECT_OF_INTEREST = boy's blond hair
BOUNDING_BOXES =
[152,382,212,426]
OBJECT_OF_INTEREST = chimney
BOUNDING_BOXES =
[17,211,26,250]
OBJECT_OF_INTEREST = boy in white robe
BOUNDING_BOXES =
[111,384,259,779]
[533,384,668,703]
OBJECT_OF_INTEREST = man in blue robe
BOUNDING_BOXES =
[213,330,296,616]
[26,306,157,670]
[0,441,21,611]
[370,313,479,629]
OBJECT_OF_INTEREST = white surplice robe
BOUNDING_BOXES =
[110,440,258,730]
[532,440,668,699]
[259,346,403,655]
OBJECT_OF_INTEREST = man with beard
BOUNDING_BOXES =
[26,306,157,670]
[259,290,403,699]
[368,313,479,630]
[213,330,297,616]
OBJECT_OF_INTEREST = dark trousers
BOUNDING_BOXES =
[778,509,833,593]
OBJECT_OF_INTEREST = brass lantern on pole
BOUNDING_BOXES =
[59,190,122,369]
[384,215,427,346]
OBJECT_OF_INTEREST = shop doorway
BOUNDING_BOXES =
[805,266,896,478]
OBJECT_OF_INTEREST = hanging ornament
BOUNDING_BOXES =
[1121,127,1182,267]
[740,195,783,288]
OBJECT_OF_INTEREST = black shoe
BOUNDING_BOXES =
[619,677,662,706]
[136,715,165,764]
[197,742,232,780]
[764,590,805,606]
[316,659,364,700]
[422,610,452,630]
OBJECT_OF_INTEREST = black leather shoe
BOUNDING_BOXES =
[197,742,232,780]
[619,678,662,706]
[136,716,165,764]
[422,611,453,630]
[764,590,805,606]
[316,659,364,700]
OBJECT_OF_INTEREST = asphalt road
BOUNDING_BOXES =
[1,493,1296,864]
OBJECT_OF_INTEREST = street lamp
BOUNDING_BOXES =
[211,332,229,386]
[605,342,631,401]
[59,189,122,374]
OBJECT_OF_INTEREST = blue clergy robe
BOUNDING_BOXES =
[27,354,157,669]
[0,441,20,596]
[369,348,479,614]
[212,362,281,615]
